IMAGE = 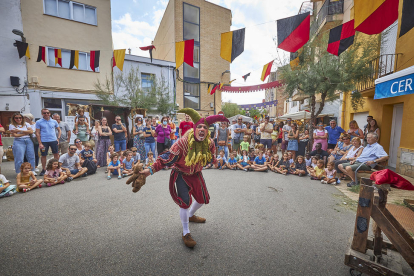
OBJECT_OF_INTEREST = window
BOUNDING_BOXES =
[184,83,200,109]
[44,98,62,109]
[184,22,200,42]
[43,0,97,25]
[184,63,199,79]
[141,73,154,92]
[184,4,199,24]
[47,47,98,72]
[292,101,298,107]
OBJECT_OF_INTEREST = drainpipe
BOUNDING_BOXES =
[341,92,346,128]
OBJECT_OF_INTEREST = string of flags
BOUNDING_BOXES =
[175,39,194,69]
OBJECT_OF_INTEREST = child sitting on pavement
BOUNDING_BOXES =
[307,156,318,176]
[249,148,256,165]
[305,153,312,167]
[268,154,279,172]
[237,150,251,171]
[321,161,338,185]
[0,174,16,198]
[311,159,325,180]
[130,147,140,164]
[215,150,227,170]
[107,153,122,180]
[291,155,307,177]
[250,151,268,172]
[122,151,135,177]
[17,162,43,192]
[276,153,290,175]
[106,144,115,167]
[226,152,238,170]
[288,152,294,164]
[80,142,97,164]
[44,158,68,187]
[145,152,155,168]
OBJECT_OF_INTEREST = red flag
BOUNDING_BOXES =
[140,45,156,63]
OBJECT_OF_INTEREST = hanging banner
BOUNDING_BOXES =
[239,100,278,110]
[220,80,283,93]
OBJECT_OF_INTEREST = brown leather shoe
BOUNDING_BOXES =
[182,233,197,248]
[189,215,206,223]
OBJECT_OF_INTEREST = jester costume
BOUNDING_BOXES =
[148,108,229,248]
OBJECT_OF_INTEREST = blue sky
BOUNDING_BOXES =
[111,0,305,104]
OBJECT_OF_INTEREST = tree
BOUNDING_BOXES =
[279,32,379,143]
[94,66,174,116]
[248,108,261,120]
[221,102,240,118]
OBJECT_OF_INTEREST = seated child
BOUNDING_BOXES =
[145,152,155,168]
[305,153,312,167]
[215,150,227,170]
[122,151,135,177]
[268,154,279,171]
[265,149,273,162]
[107,153,122,180]
[106,144,115,167]
[311,159,325,180]
[118,151,125,163]
[80,142,97,164]
[237,150,251,171]
[16,162,43,192]
[130,147,140,164]
[291,155,307,176]
[275,153,290,175]
[44,158,68,187]
[321,161,338,185]
[307,156,318,175]
[240,135,250,153]
[248,149,256,165]
[74,107,89,134]
[0,174,16,198]
[288,152,294,164]
[226,152,238,170]
[250,151,268,172]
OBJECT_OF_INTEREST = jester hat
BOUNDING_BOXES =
[178,108,229,140]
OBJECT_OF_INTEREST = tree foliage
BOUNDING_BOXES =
[221,102,241,118]
[94,67,174,116]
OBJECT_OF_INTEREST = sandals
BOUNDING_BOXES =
[107,176,111,180]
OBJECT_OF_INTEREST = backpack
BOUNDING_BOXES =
[82,159,97,175]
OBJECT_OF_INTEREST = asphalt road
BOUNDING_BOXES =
[0,161,385,275]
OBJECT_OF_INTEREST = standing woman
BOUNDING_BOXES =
[298,129,310,157]
[287,123,299,160]
[23,113,39,170]
[277,122,284,152]
[144,118,156,158]
[367,119,381,141]
[217,122,229,159]
[9,113,36,173]
[347,120,364,140]
[271,124,279,154]
[312,122,328,151]
[155,116,171,154]
[132,117,146,160]
[90,120,100,151]
[96,117,112,168]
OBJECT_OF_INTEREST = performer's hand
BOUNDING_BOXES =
[140,169,151,177]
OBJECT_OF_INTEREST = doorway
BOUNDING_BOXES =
[389,104,404,168]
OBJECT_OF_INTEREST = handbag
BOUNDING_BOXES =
[163,126,171,147]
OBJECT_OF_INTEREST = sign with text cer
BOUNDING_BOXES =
[374,73,414,99]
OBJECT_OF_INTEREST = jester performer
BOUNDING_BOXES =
[140,108,229,248]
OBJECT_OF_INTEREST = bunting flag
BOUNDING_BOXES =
[220,28,245,63]
[69,50,79,69]
[219,83,224,90]
[220,80,282,93]
[139,45,156,63]
[229,79,236,84]
[54,49,62,67]
[113,49,126,71]
[175,39,194,69]
[210,83,219,95]
[242,73,251,82]
[207,84,212,95]
[15,41,30,59]
[36,46,46,63]
[327,20,355,56]
[400,0,414,37]
[277,12,310,53]
[90,50,100,72]
[354,0,399,35]
[261,60,273,82]
[290,51,300,70]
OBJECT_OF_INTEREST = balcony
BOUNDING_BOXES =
[356,54,401,93]
[310,0,344,36]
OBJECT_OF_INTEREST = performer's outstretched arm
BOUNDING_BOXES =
[141,150,179,177]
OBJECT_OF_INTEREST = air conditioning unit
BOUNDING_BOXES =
[303,98,310,107]
[32,76,38,84]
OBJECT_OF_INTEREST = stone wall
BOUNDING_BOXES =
[397,148,414,178]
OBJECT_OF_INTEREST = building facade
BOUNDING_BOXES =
[341,0,414,176]
[21,0,113,119]
[152,0,232,119]
[264,72,288,119]
[0,0,30,129]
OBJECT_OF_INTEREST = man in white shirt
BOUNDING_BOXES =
[259,116,273,149]
[282,118,292,155]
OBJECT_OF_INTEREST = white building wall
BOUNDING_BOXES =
[0,0,29,113]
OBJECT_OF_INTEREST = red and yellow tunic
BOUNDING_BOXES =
[150,135,217,209]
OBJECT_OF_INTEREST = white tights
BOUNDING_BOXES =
[179,200,204,235]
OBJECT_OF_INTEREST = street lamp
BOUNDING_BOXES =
[12,29,26,43]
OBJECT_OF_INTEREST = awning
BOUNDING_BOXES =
[374,65,414,99]
[278,111,334,120]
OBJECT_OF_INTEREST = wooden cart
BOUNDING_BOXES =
[344,178,414,275]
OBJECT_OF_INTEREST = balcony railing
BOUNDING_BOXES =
[310,0,344,36]
[356,54,400,92]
